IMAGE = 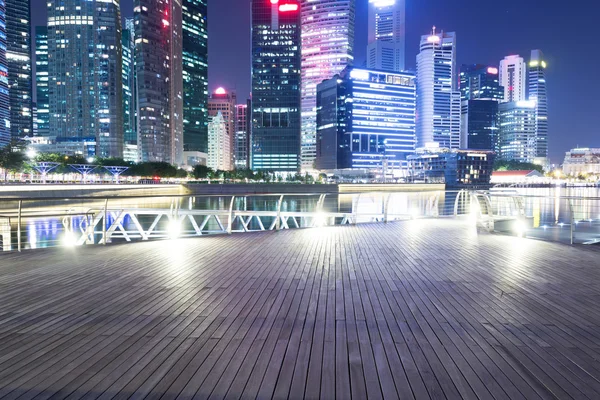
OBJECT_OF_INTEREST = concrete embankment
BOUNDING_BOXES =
[0,184,185,200]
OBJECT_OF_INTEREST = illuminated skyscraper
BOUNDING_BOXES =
[300,0,355,170]
[0,0,9,148]
[135,0,183,164]
[6,0,33,138]
[35,26,49,137]
[182,0,208,154]
[367,0,405,72]
[235,101,251,169]
[207,87,235,169]
[251,0,301,172]
[499,55,526,103]
[528,49,548,164]
[122,18,136,147]
[208,112,232,171]
[48,0,123,157]
[498,100,537,163]
[416,29,461,149]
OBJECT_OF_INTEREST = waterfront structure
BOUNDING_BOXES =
[48,0,123,158]
[407,147,495,186]
[235,101,251,169]
[499,55,526,103]
[135,0,183,164]
[459,65,503,151]
[300,0,355,171]
[24,136,96,157]
[122,18,136,154]
[416,29,461,149]
[35,26,49,137]
[315,67,416,171]
[251,0,302,172]
[367,0,405,72]
[529,49,548,164]
[207,112,232,171]
[498,100,537,163]
[0,0,10,148]
[6,0,33,139]
[491,170,545,185]
[182,0,208,155]
[562,148,600,176]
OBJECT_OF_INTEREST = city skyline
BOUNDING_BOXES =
[26,0,600,164]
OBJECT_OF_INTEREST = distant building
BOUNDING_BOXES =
[528,49,548,164]
[416,29,461,149]
[182,0,209,155]
[25,136,96,157]
[6,0,33,139]
[207,112,232,171]
[315,67,416,171]
[251,0,301,172]
[122,18,136,154]
[498,100,537,163]
[48,0,123,158]
[562,148,600,176]
[235,101,251,169]
[135,0,183,164]
[407,147,495,187]
[0,0,10,148]
[490,170,544,185]
[499,55,526,103]
[367,0,405,72]
[459,65,503,151]
[208,88,235,168]
[35,26,49,137]
[300,0,355,170]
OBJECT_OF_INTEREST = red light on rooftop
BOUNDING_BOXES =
[279,3,298,11]
[215,87,227,95]
[270,0,279,4]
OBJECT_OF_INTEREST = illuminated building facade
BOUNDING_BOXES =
[182,0,208,154]
[235,101,251,169]
[207,112,232,171]
[35,26,49,137]
[300,0,354,170]
[122,18,136,148]
[367,0,405,72]
[6,0,33,139]
[135,0,183,164]
[529,49,548,163]
[48,0,123,158]
[499,55,526,103]
[498,100,537,163]
[562,148,600,176]
[251,0,301,172]
[315,67,416,171]
[459,64,503,151]
[416,29,461,149]
[0,0,8,148]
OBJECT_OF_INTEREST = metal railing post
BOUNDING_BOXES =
[384,193,392,223]
[569,199,575,245]
[17,200,22,252]
[103,198,108,245]
[227,196,236,234]
[276,195,284,231]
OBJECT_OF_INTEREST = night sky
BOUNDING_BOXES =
[31,0,600,164]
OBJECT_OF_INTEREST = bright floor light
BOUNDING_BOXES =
[167,220,181,239]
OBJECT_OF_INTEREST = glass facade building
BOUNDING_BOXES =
[251,0,302,172]
[0,0,10,148]
[235,101,251,169]
[300,0,354,170]
[315,67,416,171]
[182,0,208,154]
[35,26,49,137]
[529,49,548,164]
[498,100,537,163]
[135,0,183,164]
[416,30,461,149]
[6,0,32,139]
[122,18,136,147]
[48,0,123,158]
[367,0,405,72]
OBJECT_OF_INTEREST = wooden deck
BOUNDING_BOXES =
[1,219,600,399]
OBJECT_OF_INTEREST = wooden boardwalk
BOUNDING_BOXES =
[1,219,600,399]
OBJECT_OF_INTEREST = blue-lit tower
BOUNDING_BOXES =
[35,26,49,137]
[0,0,9,148]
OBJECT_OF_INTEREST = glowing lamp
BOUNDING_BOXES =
[270,0,278,3]
[487,67,498,75]
[215,87,227,95]
[279,3,298,11]
[426,35,440,43]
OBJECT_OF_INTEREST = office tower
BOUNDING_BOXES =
[460,64,503,150]
[499,55,526,103]
[316,67,416,171]
[235,101,251,169]
[135,0,183,164]
[48,0,123,158]
[529,49,548,164]
[207,88,235,168]
[207,112,232,171]
[498,100,537,163]
[367,0,405,72]
[182,0,208,155]
[300,0,355,170]
[6,0,33,138]
[35,26,49,137]
[0,0,8,148]
[122,18,136,149]
[416,29,461,149]
[251,0,301,172]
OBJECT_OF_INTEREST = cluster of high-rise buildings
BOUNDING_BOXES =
[0,0,550,175]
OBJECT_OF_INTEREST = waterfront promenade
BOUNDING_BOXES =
[1,220,600,399]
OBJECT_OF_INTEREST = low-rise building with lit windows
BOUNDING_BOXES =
[562,148,600,176]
